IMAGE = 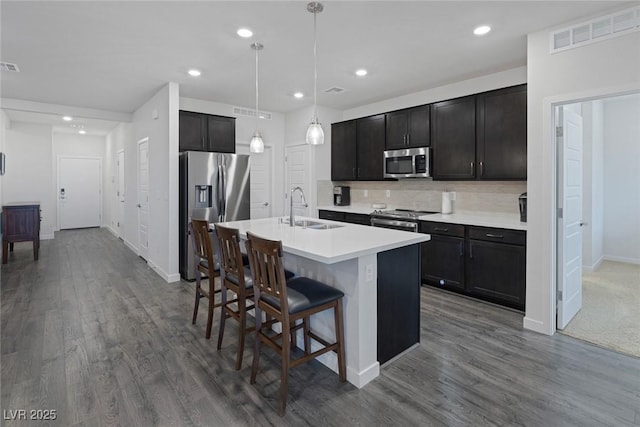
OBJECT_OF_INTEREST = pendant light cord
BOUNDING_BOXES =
[313,6,318,122]
[255,45,259,132]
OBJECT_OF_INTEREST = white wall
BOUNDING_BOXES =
[526,14,640,334]
[104,122,132,237]
[343,67,527,120]
[2,122,55,239]
[52,132,106,230]
[581,100,605,271]
[603,94,640,264]
[129,82,180,282]
[180,97,287,216]
[284,104,343,215]
[0,111,7,256]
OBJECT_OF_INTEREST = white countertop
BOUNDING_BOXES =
[318,206,526,231]
[418,211,527,231]
[217,217,429,264]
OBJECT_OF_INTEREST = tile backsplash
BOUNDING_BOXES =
[318,180,527,214]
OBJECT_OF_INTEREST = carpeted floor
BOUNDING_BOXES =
[560,261,640,358]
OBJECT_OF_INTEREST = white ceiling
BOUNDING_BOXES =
[0,1,633,132]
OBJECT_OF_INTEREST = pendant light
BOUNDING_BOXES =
[306,2,324,146]
[250,42,265,153]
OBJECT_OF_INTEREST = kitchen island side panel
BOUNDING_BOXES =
[377,243,421,364]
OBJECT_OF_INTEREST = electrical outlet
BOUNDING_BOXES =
[386,190,391,198]
[364,189,368,197]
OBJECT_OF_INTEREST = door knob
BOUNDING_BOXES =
[137,203,142,208]
[579,221,588,227]
[263,202,269,206]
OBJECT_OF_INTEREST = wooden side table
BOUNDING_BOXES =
[2,203,41,264]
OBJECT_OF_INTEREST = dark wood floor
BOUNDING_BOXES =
[2,228,639,426]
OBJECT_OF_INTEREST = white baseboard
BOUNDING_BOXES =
[523,316,553,335]
[582,255,604,272]
[123,238,138,255]
[147,259,180,283]
[106,225,119,237]
[603,255,640,265]
[40,233,54,240]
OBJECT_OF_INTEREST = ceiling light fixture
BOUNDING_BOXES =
[306,2,324,146]
[294,92,304,99]
[62,116,72,121]
[355,68,368,77]
[188,69,201,77]
[249,42,265,154]
[473,25,491,36]
[78,130,87,135]
[237,28,253,38]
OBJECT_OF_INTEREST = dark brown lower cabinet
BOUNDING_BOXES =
[466,239,526,310]
[420,221,526,311]
[318,210,371,226]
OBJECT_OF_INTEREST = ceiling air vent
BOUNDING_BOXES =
[0,62,20,72]
[233,107,272,120]
[324,86,346,94]
[550,5,639,53]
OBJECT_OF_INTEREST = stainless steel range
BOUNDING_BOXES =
[370,209,439,232]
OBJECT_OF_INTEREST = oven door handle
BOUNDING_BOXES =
[370,217,418,231]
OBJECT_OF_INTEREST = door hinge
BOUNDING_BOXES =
[557,290,563,301]
[556,126,563,138]
[557,207,563,218]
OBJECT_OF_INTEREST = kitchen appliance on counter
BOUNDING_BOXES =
[370,209,438,232]
[383,147,430,179]
[333,185,350,206]
[179,151,250,280]
[519,192,527,222]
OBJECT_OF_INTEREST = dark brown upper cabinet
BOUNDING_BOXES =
[331,120,357,181]
[331,115,386,181]
[385,105,430,150]
[179,110,236,153]
[476,84,527,180]
[431,95,476,180]
[356,114,386,180]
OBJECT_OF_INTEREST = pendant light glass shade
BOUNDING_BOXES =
[250,42,265,153]
[250,131,264,153]
[306,2,324,146]
[306,120,324,145]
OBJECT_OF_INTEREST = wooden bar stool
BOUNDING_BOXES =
[215,224,295,370]
[245,231,346,416]
[190,218,222,339]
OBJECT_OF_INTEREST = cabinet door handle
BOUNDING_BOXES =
[357,167,360,177]
[485,233,504,239]
[459,241,463,257]
[407,134,410,146]
[353,167,356,178]
[403,134,407,145]
[434,227,449,232]
[469,243,473,259]
[470,162,475,175]
[480,161,484,177]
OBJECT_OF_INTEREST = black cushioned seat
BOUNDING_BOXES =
[261,277,344,315]
[226,266,294,289]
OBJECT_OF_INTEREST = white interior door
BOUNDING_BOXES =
[557,107,584,329]
[116,149,125,238]
[59,156,101,229]
[285,145,311,217]
[137,138,149,260]
[250,146,273,219]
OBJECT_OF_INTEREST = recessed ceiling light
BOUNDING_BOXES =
[293,92,304,99]
[62,116,73,121]
[78,130,86,135]
[474,25,491,36]
[188,69,201,77]
[355,69,368,77]
[237,28,253,38]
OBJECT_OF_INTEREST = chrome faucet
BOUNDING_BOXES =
[289,186,308,226]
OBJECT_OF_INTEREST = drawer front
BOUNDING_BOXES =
[419,221,465,237]
[344,213,371,226]
[318,210,346,222]
[468,226,526,246]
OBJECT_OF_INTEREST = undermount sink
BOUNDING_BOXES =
[281,218,344,230]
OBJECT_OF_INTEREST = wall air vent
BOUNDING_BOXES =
[324,86,346,94]
[550,5,640,53]
[232,107,272,120]
[0,62,20,72]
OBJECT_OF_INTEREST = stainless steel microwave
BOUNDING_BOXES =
[383,147,430,179]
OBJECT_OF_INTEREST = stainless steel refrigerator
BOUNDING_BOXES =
[179,151,250,280]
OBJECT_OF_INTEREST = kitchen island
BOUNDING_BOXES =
[217,216,429,388]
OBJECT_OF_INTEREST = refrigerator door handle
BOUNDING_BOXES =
[217,158,224,222]
[220,160,227,221]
